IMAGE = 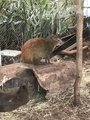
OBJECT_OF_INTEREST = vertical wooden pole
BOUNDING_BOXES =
[74,0,83,105]
[0,43,1,66]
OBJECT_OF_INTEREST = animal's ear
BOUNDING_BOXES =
[51,34,59,41]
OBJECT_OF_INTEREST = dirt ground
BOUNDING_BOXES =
[0,42,90,120]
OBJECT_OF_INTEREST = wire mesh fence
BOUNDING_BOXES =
[0,0,76,50]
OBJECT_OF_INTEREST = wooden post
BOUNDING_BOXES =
[0,43,1,66]
[74,0,83,106]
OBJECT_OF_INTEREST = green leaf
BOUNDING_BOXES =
[41,0,48,11]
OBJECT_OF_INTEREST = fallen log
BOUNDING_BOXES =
[61,45,88,55]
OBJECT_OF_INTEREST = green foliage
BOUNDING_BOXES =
[0,0,76,49]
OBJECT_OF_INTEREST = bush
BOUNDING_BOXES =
[0,0,76,49]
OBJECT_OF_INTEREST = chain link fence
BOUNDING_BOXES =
[0,0,76,50]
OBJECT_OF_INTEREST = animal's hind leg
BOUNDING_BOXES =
[33,57,41,65]
[45,56,50,63]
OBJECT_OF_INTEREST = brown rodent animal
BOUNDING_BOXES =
[21,35,60,64]
[0,84,29,112]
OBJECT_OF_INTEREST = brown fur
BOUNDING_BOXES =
[0,85,29,112]
[21,35,60,64]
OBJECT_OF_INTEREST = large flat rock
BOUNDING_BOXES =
[33,61,76,98]
[0,61,76,98]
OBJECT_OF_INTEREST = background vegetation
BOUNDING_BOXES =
[0,0,76,49]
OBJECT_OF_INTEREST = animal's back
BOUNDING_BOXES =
[21,38,47,64]
[21,35,59,64]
